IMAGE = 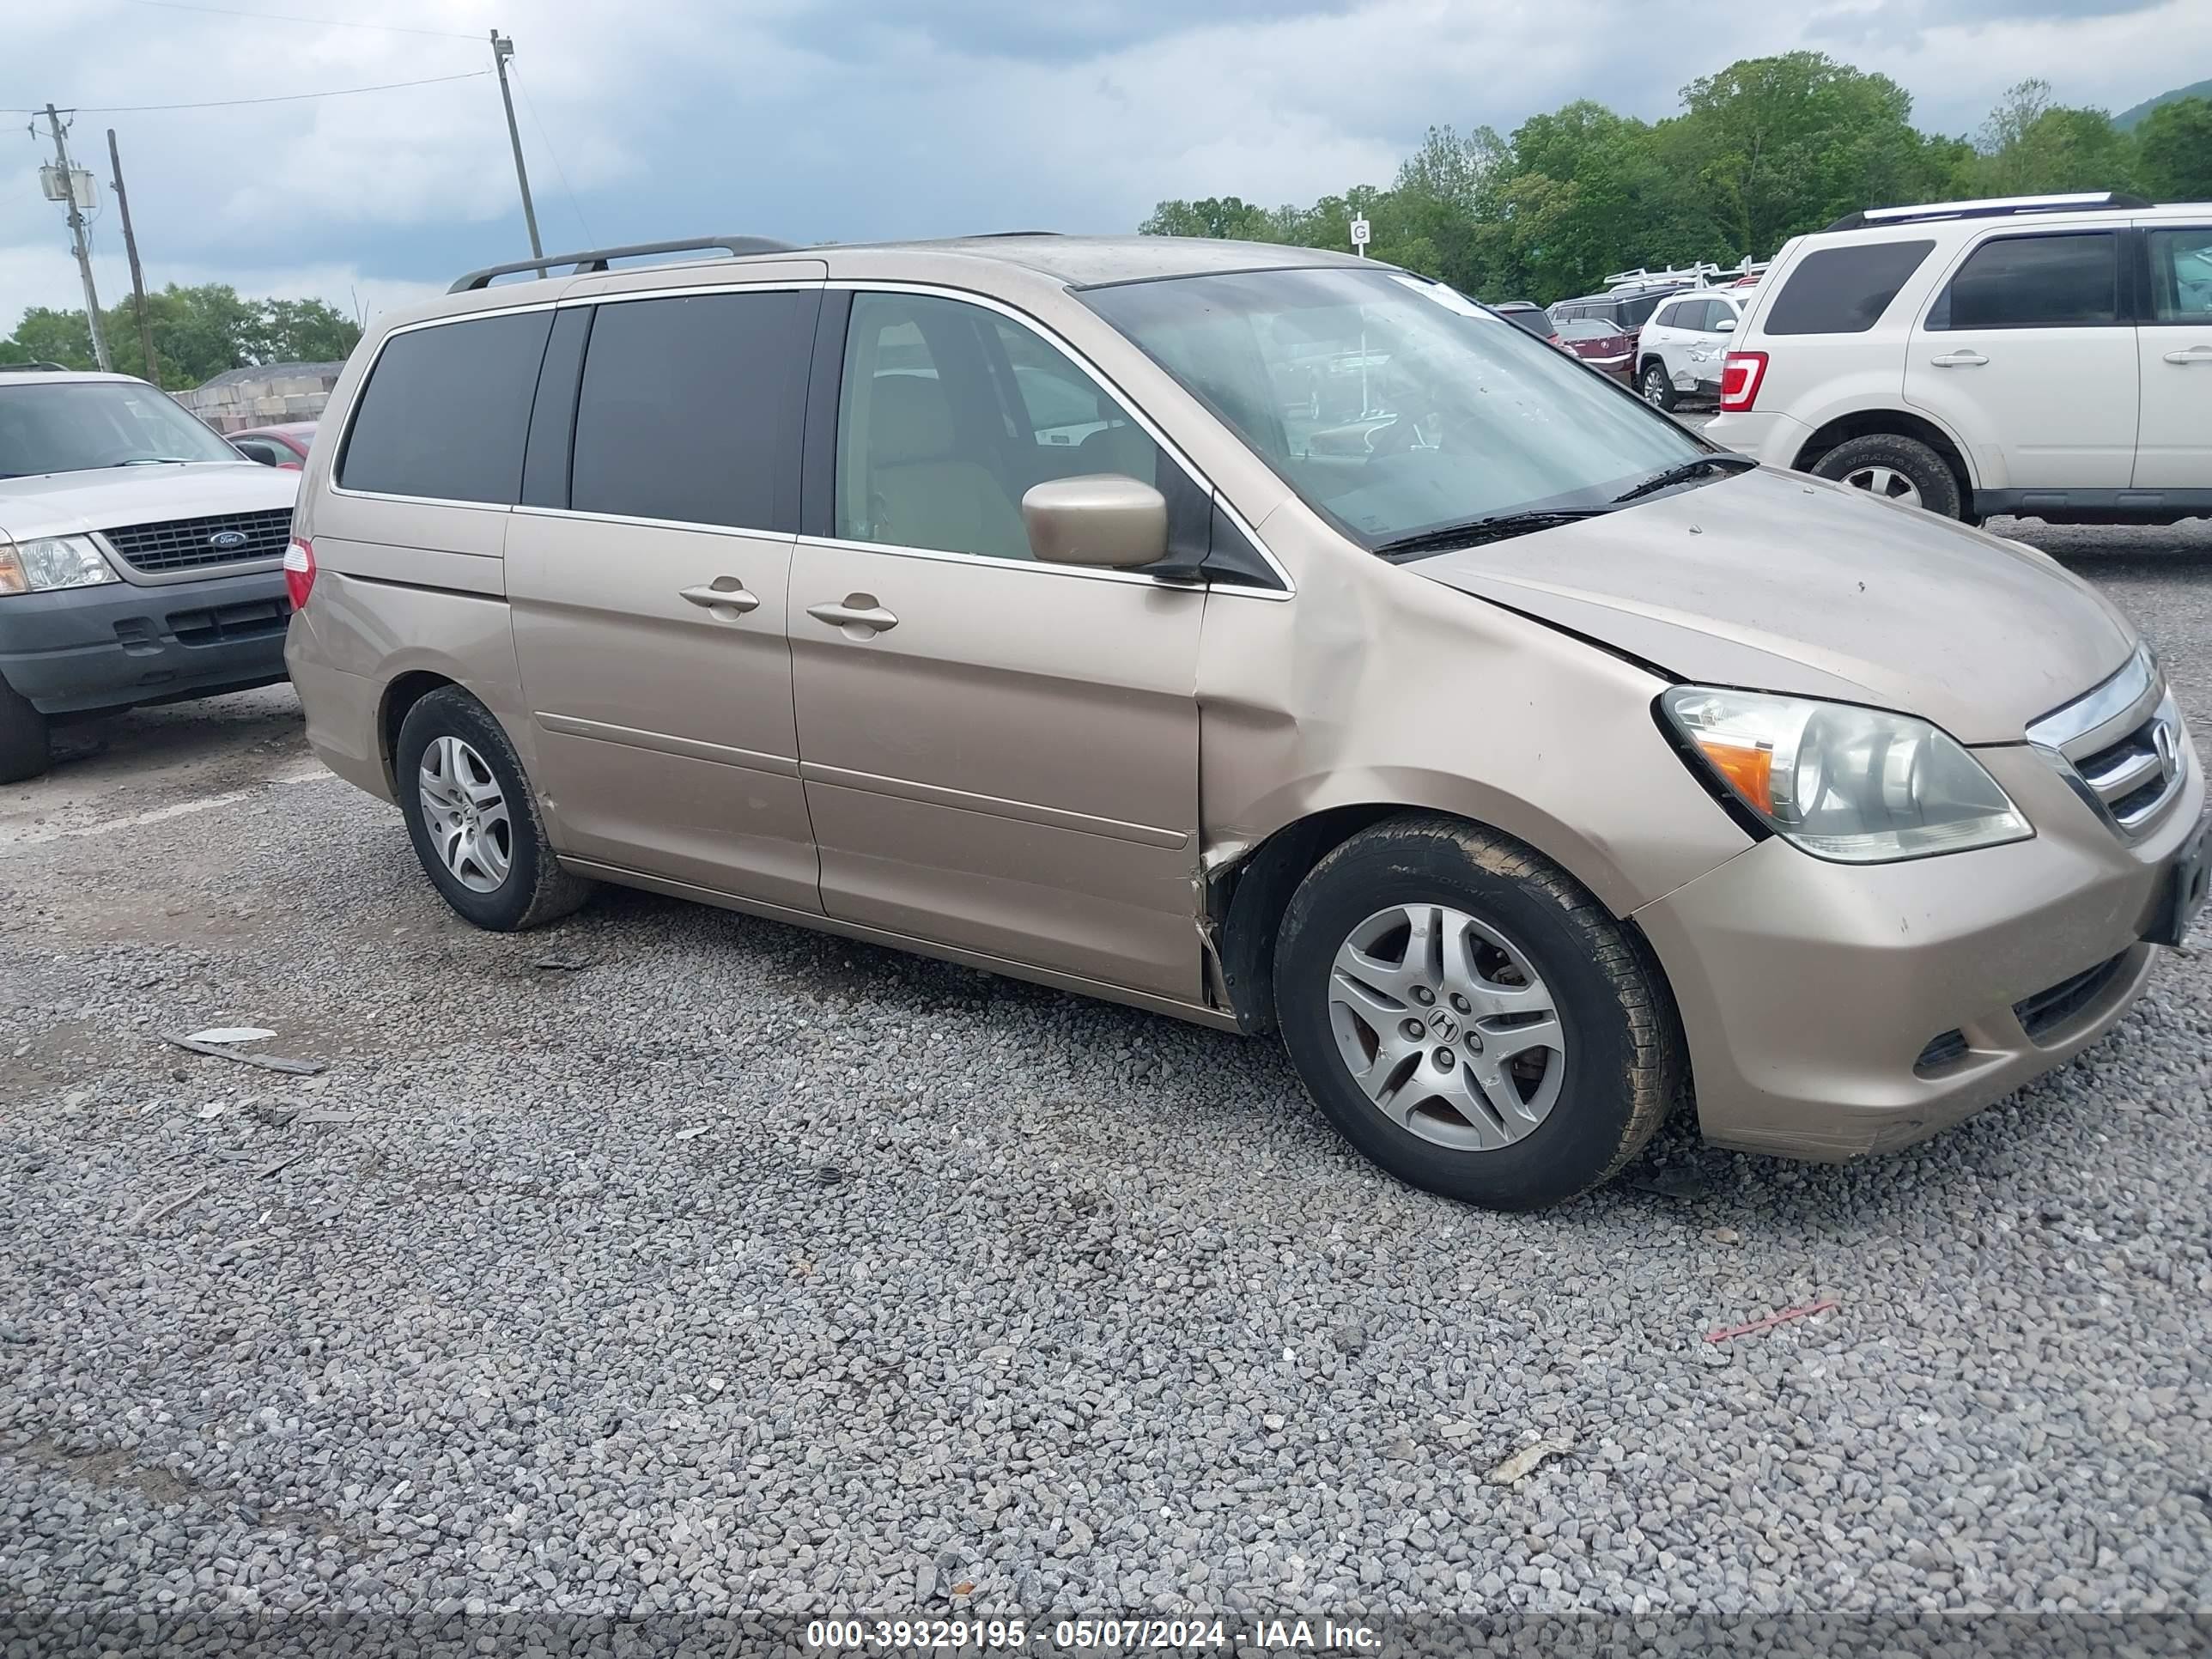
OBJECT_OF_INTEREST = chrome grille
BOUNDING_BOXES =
[97,507,293,574]
[2027,648,2188,840]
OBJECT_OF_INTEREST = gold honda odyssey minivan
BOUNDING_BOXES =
[283,233,2206,1210]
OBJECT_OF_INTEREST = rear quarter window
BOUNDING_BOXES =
[337,311,552,503]
[1761,240,1936,335]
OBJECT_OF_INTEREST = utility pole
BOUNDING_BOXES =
[43,104,112,371]
[106,129,159,386]
[489,31,543,260]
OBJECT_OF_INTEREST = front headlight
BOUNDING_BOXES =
[0,535,120,595]
[1661,686,2030,863]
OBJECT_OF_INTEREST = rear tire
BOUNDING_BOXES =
[1273,814,1682,1211]
[1810,432,1964,520]
[1638,360,1676,411]
[0,679,52,785]
[394,687,592,931]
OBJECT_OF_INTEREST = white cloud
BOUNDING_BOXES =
[3,0,2203,368]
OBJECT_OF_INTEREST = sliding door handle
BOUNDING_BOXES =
[806,596,899,637]
[679,580,759,616]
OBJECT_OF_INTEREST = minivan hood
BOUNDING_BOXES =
[1414,466,2135,744]
[0,461,297,544]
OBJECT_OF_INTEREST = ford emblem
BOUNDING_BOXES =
[208,529,250,551]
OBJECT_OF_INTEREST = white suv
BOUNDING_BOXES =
[1707,192,2212,522]
[1633,287,1749,411]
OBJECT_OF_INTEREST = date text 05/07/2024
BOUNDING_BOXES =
[800,1617,1384,1652]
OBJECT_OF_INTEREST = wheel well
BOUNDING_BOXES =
[378,671,456,790]
[1212,806,1397,1033]
[1793,410,1973,500]
[1211,806,1690,1103]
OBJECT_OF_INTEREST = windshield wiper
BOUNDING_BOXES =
[1610,452,1756,505]
[1372,507,1614,560]
[109,457,203,468]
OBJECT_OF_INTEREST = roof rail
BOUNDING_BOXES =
[0,360,71,372]
[1826,191,2152,232]
[449,235,799,294]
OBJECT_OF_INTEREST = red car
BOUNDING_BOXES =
[228,422,315,470]
[1553,317,1635,384]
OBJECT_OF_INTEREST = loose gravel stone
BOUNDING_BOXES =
[2,525,2210,1651]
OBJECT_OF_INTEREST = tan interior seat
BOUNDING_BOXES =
[865,375,1030,561]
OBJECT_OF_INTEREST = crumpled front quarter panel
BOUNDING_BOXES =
[1194,500,1756,918]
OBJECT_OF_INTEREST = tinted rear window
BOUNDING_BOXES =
[1932,232,2119,330]
[1498,307,1554,337]
[568,289,815,531]
[1762,240,1935,335]
[338,312,551,503]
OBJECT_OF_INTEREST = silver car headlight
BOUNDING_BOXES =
[0,535,120,595]
[1661,686,2031,862]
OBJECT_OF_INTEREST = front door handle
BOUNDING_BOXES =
[806,594,899,637]
[1929,349,1989,368]
[2163,344,2212,365]
[679,579,759,616]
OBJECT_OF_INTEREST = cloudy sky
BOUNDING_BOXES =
[3,0,2205,343]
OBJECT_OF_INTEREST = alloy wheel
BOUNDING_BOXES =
[417,734,513,893]
[1841,464,1923,508]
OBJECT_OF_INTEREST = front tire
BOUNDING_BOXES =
[0,678,52,785]
[1273,815,1682,1211]
[394,687,592,931]
[1638,360,1676,411]
[1810,432,1964,520]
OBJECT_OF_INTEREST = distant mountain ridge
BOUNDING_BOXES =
[2117,79,2212,131]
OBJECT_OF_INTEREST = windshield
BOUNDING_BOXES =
[1081,266,1707,552]
[0,380,240,478]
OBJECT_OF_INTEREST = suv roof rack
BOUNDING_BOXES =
[449,235,799,294]
[0,360,71,372]
[1826,191,2152,232]
[1603,263,1726,292]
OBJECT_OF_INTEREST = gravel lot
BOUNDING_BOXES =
[4,520,2212,1650]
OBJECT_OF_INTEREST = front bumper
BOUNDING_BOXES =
[0,568,291,716]
[1634,743,2203,1160]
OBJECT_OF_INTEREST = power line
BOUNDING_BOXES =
[116,0,482,40]
[4,70,490,116]
[508,61,595,247]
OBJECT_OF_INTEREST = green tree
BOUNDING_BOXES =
[1139,196,1286,240]
[1972,79,2135,194]
[1675,52,1938,258]
[2135,97,2212,200]
[0,283,362,390]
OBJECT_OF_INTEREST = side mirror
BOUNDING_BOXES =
[1021,474,1168,569]
[1715,317,1737,334]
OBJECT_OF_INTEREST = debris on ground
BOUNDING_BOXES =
[1705,1298,1839,1344]
[250,1102,300,1129]
[161,1034,326,1077]
[1630,1167,1713,1200]
[1486,1433,1575,1486]
[257,1150,313,1178]
[132,1183,206,1229]
[292,1109,363,1127]
[185,1026,275,1044]
[533,958,593,972]
[675,1124,712,1141]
